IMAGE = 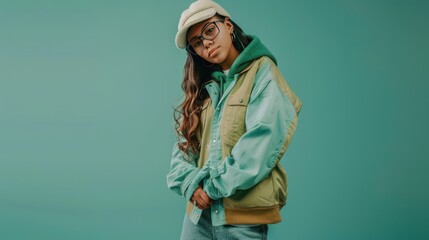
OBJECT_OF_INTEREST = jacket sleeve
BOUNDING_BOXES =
[166,141,210,201]
[203,63,300,199]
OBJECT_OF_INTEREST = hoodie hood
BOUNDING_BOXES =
[211,35,277,95]
[227,35,277,77]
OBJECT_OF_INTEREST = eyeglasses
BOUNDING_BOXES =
[186,19,224,55]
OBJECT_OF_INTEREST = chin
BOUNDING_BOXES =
[210,54,227,65]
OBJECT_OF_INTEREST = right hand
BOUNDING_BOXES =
[190,186,213,209]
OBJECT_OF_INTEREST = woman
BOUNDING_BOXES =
[166,0,302,239]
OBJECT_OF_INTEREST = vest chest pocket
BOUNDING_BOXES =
[220,98,248,152]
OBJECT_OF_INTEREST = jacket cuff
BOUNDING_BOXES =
[183,167,210,201]
[203,178,223,200]
[180,168,199,197]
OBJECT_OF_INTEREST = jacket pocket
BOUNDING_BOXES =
[220,98,247,152]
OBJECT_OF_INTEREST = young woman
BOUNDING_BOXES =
[166,1,302,239]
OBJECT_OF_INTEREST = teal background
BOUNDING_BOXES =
[1,0,428,239]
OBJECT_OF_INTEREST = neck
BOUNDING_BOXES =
[219,46,239,70]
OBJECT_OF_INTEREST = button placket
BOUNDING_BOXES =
[205,79,229,225]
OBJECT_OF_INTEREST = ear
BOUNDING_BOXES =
[224,17,234,34]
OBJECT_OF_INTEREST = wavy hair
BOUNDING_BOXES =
[174,16,250,156]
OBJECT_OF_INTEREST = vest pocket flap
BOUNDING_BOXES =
[227,96,248,106]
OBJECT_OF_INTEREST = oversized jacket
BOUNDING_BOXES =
[167,55,302,226]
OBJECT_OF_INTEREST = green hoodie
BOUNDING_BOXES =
[211,35,277,96]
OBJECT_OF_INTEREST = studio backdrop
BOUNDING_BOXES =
[0,0,428,239]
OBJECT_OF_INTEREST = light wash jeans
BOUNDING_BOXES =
[180,208,268,240]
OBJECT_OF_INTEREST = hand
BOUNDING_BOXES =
[190,186,213,209]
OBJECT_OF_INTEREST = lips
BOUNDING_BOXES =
[208,47,219,57]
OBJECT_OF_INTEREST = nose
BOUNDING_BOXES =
[202,38,213,48]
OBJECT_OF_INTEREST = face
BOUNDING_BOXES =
[186,17,239,70]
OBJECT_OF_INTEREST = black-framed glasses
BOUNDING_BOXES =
[186,19,224,55]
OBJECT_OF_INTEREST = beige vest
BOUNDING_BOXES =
[196,56,302,224]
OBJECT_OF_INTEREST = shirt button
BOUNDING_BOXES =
[214,209,219,214]
[213,139,216,143]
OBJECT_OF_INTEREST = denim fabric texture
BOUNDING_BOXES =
[180,208,268,240]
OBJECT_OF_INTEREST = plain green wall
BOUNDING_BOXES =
[1,0,428,239]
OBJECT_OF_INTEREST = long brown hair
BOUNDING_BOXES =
[174,16,249,156]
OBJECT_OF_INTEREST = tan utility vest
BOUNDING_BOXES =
[193,57,302,224]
